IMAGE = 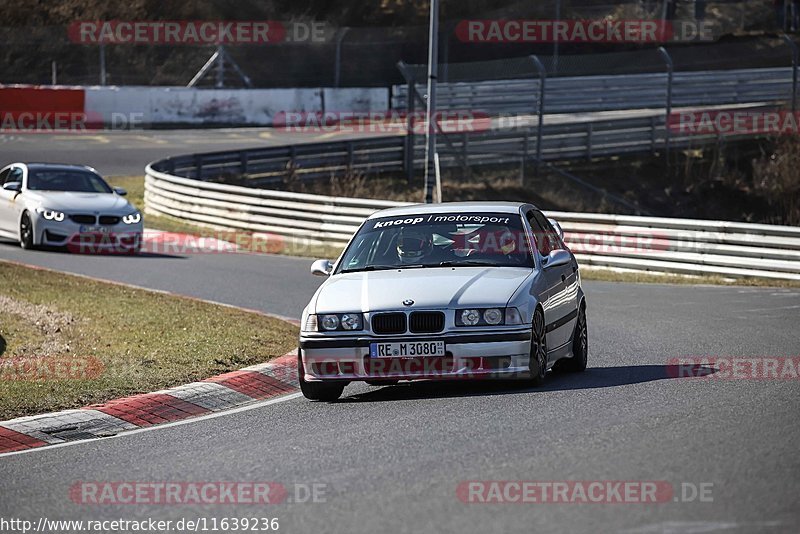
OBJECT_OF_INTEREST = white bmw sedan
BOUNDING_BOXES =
[298,202,588,401]
[0,162,143,253]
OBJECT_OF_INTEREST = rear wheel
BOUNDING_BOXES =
[298,353,345,401]
[528,308,548,386]
[19,212,35,250]
[556,304,588,373]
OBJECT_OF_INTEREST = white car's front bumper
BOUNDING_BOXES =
[34,215,142,252]
[299,329,533,382]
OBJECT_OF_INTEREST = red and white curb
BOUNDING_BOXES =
[0,352,298,455]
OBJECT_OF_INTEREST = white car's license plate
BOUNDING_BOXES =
[370,341,446,358]
[80,225,110,233]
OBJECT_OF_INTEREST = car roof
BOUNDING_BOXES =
[367,201,530,219]
[23,163,98,173]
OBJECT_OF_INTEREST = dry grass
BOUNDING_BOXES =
[581,268,800,289]
[0,262,298,420]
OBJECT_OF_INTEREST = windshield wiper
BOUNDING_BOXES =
[438,260,498,267]
[341,264,425,273]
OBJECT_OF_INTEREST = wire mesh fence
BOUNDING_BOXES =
[0,1,792,88]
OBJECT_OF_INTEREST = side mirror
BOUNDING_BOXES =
[542,249,571,269]
[113,187,128,196]
[547,218,565,241]
[311,259,333,276]
[2,182,21,192]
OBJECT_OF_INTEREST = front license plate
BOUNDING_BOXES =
[370,341,446,358]
[80,225,110,233]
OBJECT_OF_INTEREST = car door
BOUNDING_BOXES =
[528,209,577,349]
[0,166,21,234]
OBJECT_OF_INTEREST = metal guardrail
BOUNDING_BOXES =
[149,107,764,188]
[391,67,795,114]
[145,166,800,281]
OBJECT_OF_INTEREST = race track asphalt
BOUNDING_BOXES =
[1,242,799,534]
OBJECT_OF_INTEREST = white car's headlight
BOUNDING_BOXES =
[320,314,340,331]
[483,308,503,325]
[36,208,65,222]
[459,309,482,326]
[122,212,141,224]
[304,313,364,332]
[340,313,362,331]
[456,307,523,327]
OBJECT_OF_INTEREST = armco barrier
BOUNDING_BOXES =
[145,164,800,281]
[392,67,795,114]
[146,107,769,187]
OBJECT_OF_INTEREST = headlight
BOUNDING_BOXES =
[459,309,481,326]
[320,314,340,331]
[456,307,521,327]
[340,313,362,331]
[36,208,65,222]
[307,313,364,332]
[122,212,141,224]
[483,308,503,325]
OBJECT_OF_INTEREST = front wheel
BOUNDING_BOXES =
[556,305,588,373]
[528,308,548,386]
[19,212,35,250]
[298,354,345,401]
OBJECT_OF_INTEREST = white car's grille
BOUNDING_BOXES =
[69,214,96,224]
[371,313,407,334]
[409,311,445,333]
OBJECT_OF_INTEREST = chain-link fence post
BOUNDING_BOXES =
[334,27,350,87]
[528,55,547,176]
[397,61,417,184]
[657,46,673,165]
[782,34,798,113]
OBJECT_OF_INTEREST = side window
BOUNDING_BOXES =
[0,168,10,185]
[526,210,551,256]
[531,211,562,253]
[8,167,23,185]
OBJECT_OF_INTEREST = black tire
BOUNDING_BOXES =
[557,304,588,373]
[528,307,548,386]
[19,212,35,250]
[298,354,345,401]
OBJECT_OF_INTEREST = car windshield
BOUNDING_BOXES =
[27,169,112,193]
[338,212,534,273]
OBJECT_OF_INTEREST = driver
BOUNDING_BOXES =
[396,227,434,264]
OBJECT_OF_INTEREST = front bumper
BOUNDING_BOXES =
[299,330,533,382]
[35,217,142,253]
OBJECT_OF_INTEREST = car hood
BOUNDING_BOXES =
[312,267,533,313]
[25,191,133,213]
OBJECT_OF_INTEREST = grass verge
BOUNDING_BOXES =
[0,261,298,420]
[580,268,800,288]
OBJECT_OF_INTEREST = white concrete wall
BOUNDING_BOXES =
[84,86,389,126]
